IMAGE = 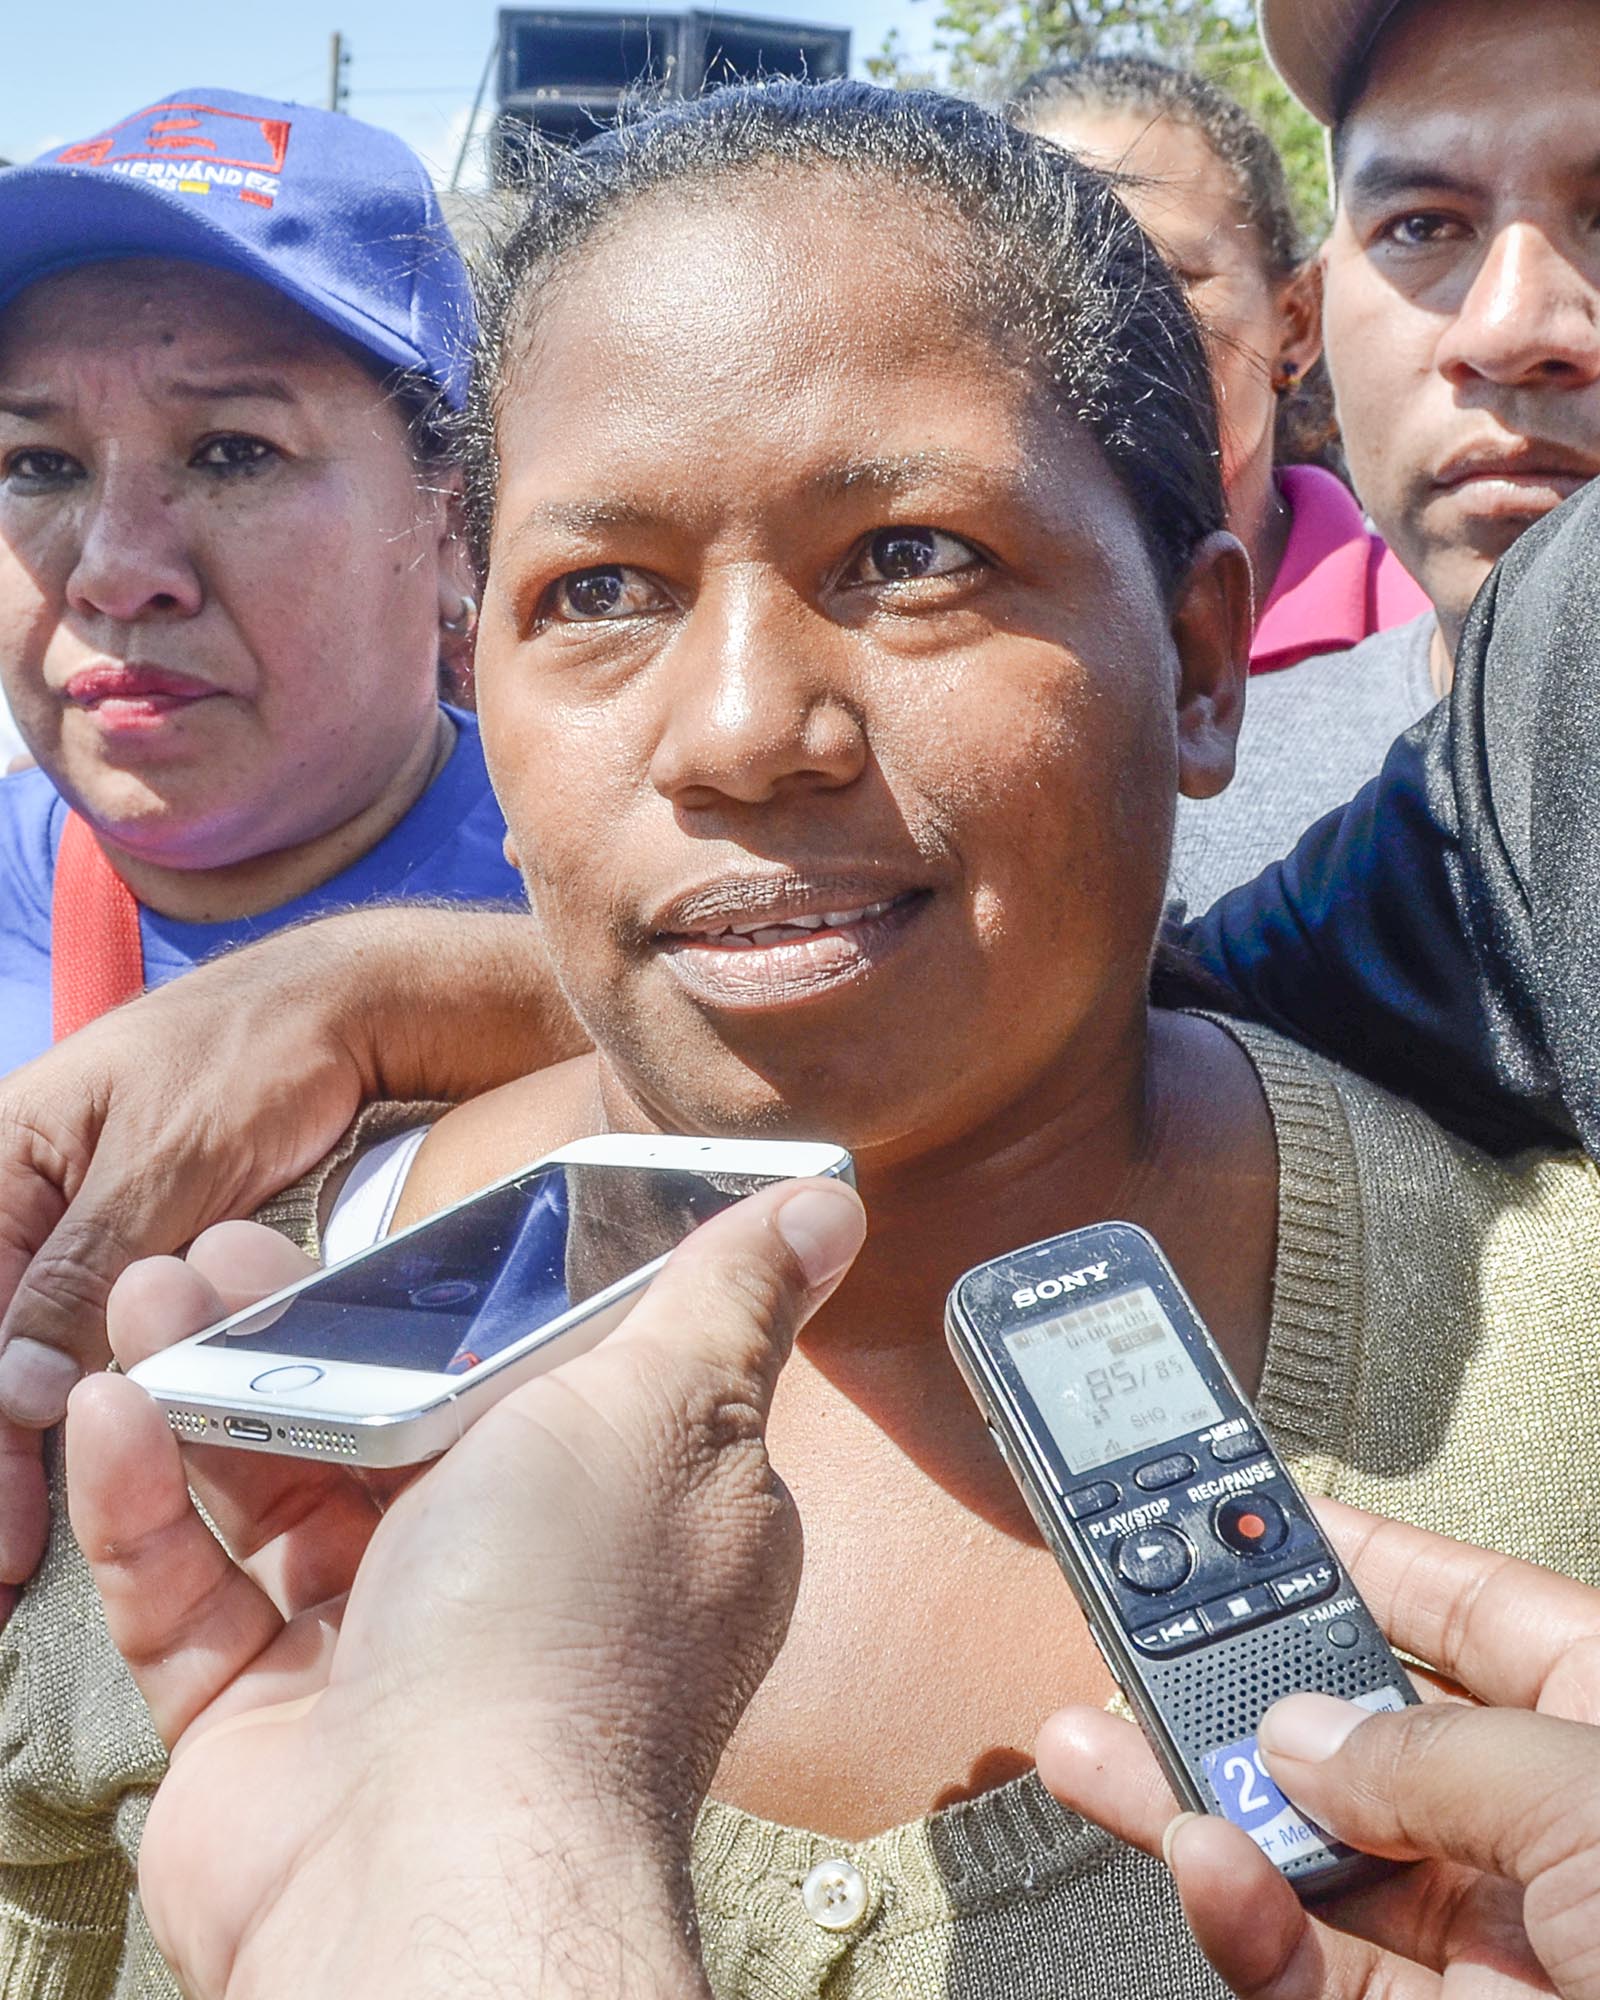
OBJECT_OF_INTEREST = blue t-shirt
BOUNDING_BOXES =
[0,706,523,1076]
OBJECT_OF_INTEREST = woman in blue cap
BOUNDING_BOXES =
[0,89,521,1073]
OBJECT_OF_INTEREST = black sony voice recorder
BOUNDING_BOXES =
[945,1220,1418,1896]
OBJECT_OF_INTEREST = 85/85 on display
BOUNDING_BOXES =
[945,1221,1418,1897]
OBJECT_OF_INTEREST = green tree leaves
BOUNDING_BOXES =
[867,0,1330,236]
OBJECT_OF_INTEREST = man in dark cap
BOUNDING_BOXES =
[1181,0,1600,903]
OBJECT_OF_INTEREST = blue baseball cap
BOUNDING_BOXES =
[0,88,474,407]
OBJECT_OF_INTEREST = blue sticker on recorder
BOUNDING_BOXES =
[1201,1686,1408,1869]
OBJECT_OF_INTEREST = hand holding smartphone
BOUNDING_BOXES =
[130,1135,854,1467]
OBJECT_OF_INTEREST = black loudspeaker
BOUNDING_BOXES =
[492,6,850,182]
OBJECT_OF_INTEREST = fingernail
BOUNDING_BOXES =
[0,1341,83,1427]
[1161,1811,1201,1869]
[775,1184,866,1291]
[1259,1692,1367,1764]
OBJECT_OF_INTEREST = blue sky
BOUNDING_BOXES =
[3,0,937,187]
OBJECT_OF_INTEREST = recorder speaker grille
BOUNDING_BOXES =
[1144,1611,1398,1753]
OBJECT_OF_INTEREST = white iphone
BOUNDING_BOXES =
[129,1134,854,1468]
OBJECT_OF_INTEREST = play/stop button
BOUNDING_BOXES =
[1114,1525,1193,1594]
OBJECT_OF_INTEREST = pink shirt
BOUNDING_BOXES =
[1250,464,1431,675]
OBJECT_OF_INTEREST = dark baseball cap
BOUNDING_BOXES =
[1257,0,1407,126]
[0,88,473,407]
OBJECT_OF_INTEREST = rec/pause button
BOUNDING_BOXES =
[1115,1525,1194,1594]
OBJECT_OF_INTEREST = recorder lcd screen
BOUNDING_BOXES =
[1004,1283,1222,1474]
[201,1164,781,1375]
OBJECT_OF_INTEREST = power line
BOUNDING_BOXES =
[450,25,501,191]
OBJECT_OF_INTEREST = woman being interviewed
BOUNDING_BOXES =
[21,81,1600,2000]
[0,89,520,1076]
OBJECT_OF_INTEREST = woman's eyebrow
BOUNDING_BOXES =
[500,456,1028,548]
[165,377,300,405]
[504,497,663,543]
[816,450,1003,498]
[0,378,302,420]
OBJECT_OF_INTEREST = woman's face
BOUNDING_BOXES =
[0,259,458,871]
[1028,106,1317,498]
[477,174,1247,1157]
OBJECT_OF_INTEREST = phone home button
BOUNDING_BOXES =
[248,1364,326,1394]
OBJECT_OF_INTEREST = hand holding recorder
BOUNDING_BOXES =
[951,1223,1600,1993]
[69,1173,866,2000]
[1038,1503,1600,2000]
[947,1223,1418,1898]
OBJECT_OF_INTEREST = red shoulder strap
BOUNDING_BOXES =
[51,810,146,1041]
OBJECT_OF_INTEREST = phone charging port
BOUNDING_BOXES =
[223,1416,274,1444]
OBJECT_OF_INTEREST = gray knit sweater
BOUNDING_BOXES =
[5,1022,1600,1999]
[1172,616,1439,915]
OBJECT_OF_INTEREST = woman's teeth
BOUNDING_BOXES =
[699,899,897,949]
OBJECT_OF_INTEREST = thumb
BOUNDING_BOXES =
[1260,1693,1600,1889]
[601,1176,866,1408]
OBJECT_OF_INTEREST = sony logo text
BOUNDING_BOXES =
[1012,1262,1110,1310]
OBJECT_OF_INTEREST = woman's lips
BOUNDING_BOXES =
[63,665,224,732]
[657,890,929,1009]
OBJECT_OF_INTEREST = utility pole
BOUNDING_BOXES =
[328,31,351,112]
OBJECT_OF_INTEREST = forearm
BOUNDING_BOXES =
[297,903,592,1104]
[231,1782,709,2000]
[1179,718,1572,1155]
[0,902,587,1436]
[396,1847,710,2000]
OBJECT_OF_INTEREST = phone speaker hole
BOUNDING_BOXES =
[165,1408,212,1439]
[285,1425,359,1457]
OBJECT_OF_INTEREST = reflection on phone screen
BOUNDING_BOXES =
[201,1165,782,1374]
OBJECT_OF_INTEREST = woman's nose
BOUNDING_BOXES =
[64,464,205,627]
[648,581,867,809]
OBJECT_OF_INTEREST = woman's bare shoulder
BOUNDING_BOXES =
[392,1054,602,1227]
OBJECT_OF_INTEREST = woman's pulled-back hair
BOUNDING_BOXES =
[1013,54,1302,278]
[465,78,1224,592]
[1012,55,1340,471]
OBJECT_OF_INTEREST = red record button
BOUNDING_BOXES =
[1213,1491,1288,1557]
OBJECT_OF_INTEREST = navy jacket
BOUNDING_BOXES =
[1182,484,1600,1157]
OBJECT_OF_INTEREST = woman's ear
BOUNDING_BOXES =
[1274,258,1324,386]
[425,470,476,672]
[1170,530,1253,801]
